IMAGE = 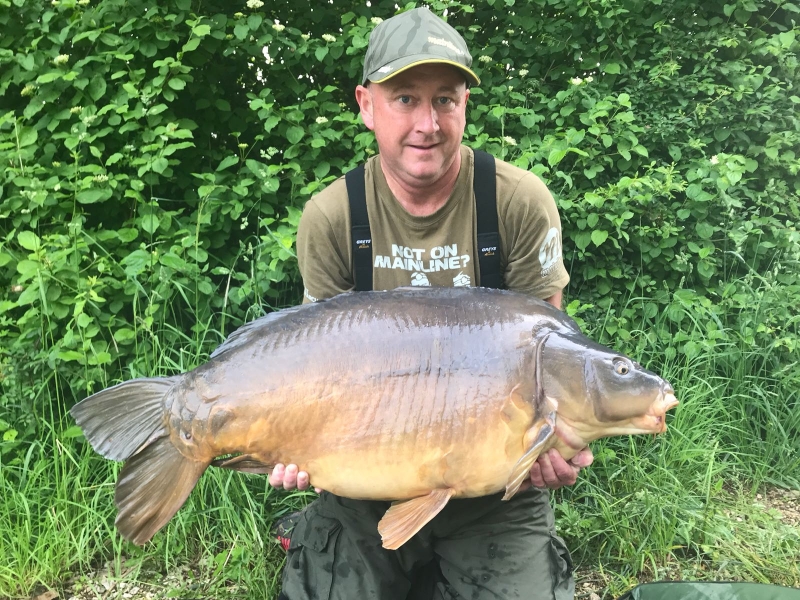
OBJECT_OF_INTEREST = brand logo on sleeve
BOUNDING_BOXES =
[539,228,562,277]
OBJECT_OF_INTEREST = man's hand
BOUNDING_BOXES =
[269,463,322,493]
[528,447,594,490]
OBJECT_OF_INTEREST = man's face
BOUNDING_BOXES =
[355,63,470,190]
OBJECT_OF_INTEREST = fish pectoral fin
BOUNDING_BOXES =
[502,414,556,501]
[378,488,454,550]
[211,454,275,474]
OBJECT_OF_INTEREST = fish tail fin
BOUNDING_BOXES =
[115,436,208,545]
[70,376,180,461]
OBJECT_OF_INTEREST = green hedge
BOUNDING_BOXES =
[1,0,798,436]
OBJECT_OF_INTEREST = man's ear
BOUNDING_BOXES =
[355,84,375,130]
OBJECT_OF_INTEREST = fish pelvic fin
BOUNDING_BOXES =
[378,488,454,550]
[212,454,275,474]
[70,377,180,462]
[502,413,556,501]
[115,435,208,545]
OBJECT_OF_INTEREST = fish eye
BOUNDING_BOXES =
[613,358,631,375]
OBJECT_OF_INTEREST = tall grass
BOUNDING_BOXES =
[0,271,797,598]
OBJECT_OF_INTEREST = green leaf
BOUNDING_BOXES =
[77,188,111,204]
[193,24,211,37]
[286,125,305,144]
[315,46,329,62]
[16,259,39,278]
[19,53,35,70]
[591,230,609,247]
[160,252,186,270]
[88,75,107,101]
[314,161,331,179]
[18,127,38,147]
[114,328,136,343]
[234,23,249,40]
[62,425,85,438]
[217,155,239,171]
[141,214,161,234]
[18,231,40,251]
[547,147,567,167]
[168,78,186,91]
[183,37,201,52]
[603,62,621,74]
[152,157,169,174]
[696,222,714,239]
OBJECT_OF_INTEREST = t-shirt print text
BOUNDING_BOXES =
[374,243,472,287]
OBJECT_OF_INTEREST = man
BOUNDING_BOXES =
[271,7,592,599]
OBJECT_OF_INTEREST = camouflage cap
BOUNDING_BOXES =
[362,8,480,86]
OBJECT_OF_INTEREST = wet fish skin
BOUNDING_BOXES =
[70,287,677,549]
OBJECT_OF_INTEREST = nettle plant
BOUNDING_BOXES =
[0,0,798,432]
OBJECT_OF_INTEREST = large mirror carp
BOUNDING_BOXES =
[71,287,677,550]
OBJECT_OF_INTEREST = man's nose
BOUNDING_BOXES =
[415,103,440,134]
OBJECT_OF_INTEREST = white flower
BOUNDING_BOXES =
[315,116,328,124]
[93,174,108,183]
[710,155,719,165]
[234,12,244,18]
[272,23,285,32]
[478,55,491,63]
[518,69,528,77]
[78,0,90,5]
[507,29,514,35]
[322,34,336,43]
[570,77,582,85]
[586,76,594,82]
[246,0,263,9]
[70,106,82,114]
[301,33,310,40]
[503,136,517,146]
[371,17,383,25]
[21,83,36,97]
[54,54,70,66]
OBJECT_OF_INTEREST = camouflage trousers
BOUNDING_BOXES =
[277,488,575,600]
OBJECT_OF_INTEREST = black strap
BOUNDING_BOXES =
[346,150,503,292]
[346,164,373,292]
[473,149,503,289]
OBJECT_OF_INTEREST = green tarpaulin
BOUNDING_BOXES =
[618,582,800,600]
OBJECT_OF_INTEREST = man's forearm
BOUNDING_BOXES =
[544,289,563,310]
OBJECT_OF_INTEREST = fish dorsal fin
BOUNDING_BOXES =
[378,488,454,550]
[211,454,275,474]
[502,412,556,501]
[210,305,310,359]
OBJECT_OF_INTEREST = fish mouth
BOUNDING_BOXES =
[648,383,678,434]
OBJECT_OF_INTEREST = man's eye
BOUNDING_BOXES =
[398,96,411,104]
[437,97,452,105]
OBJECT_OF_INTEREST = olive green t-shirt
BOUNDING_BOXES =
[296,146,569,302]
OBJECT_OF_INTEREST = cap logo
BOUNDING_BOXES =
[378,66,393,73]
[427,36,464,56]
